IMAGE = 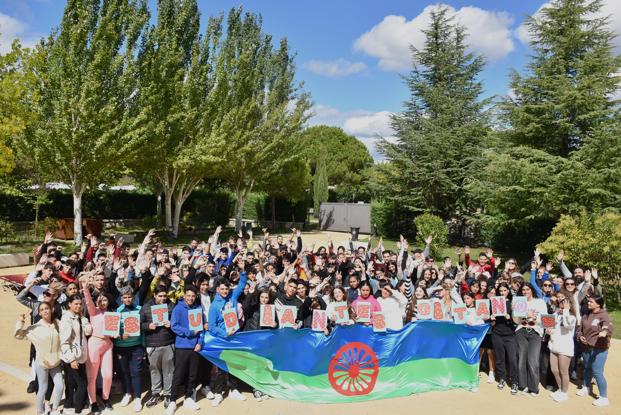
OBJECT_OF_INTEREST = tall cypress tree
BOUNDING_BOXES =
[377,7,489,219]
[313,153,328,218]
[503,0,621,157]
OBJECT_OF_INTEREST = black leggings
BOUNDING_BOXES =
[64,363,87,413]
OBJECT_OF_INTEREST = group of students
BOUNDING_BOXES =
[13,226,614,415]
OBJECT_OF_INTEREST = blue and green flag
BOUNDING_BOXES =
[199,321,488,403]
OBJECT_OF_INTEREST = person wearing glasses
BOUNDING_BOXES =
[513,282,547,396]
[576,295,613,407]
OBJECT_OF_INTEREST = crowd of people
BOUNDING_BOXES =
[13,226,614,415]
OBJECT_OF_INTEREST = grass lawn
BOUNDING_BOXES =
[610,310,621,340]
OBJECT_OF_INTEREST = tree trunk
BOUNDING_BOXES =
[234,190,245,233]
[164,190,173,231]
[172,199,183,238]
[271,195,276,230]
[72,184,84,246]
[156,193,162,226]
[34,201,39,239]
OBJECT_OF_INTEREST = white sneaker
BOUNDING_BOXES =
[549,390,559,398]
[165,400,177,415]
[63,408,75,415]
[592,397,609,407]
[553,392,568,402]
[201,386,215,400]
[487,371,495,384]
[133,398,142,413]
[182,397,200,411]
[576,387,589,397]
[228,389,246,401]
[211,394,223,407]
[520,387,529,396]
[120,394,132,407]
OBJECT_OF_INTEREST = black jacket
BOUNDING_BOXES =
[140,300,175,347]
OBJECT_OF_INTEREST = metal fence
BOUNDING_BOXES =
[319,203,371,234]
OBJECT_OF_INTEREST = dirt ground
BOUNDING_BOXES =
[0,247,619,415]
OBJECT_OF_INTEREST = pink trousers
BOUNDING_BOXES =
[86,336,113,403]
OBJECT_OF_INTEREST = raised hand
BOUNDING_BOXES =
[556,249,564,262]
[424,235,433,245]
[592,268,599,280]
[464,246,470,255]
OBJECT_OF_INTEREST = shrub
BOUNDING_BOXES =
[0,218,16,243]
[414,213,448,258]
[538,211,621,307]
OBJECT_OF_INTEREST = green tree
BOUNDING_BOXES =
[470,0,621,246]
[133,0,222,236]
[503,0,621,157]
[0,41,33,175]
[15,0,150,245]
[300,125,373,201]
[207,9,310,231]
[377,7,490,220]
[256,154,309,228]
[313,153,328,218]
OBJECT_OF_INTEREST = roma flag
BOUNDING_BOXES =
[199,321,488,403]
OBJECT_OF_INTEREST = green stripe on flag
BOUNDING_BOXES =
[221,350,479,403]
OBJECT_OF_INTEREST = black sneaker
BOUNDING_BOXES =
[102,399,113,412]
[91,403,101,415]
[27,380,37,394]
[163,396,171,409]
[497,380,506,390]
[145,395,160,408]
[510,384,519,395]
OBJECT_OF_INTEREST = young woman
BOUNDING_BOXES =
[351,281,381,323]
[490,283,518,395]
[14,303,64,415]
[80,275,114,413]
[576,295,613,407]
[513,282,548,396]
[377,281,407,330]
[60,295,91,415]
[242,288,275,401]
[327,287,355,326]
[547,290,577,403]
[405,286,428,322]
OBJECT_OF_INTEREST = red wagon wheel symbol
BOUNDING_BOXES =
[328,342,379,396]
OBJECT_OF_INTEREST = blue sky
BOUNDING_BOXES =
[1,0,620,159]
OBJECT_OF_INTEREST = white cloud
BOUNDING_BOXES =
[0,12,40,53]
[0,12,26,54]
[516,1,621,50]
[303,58,367,77]
[308,105,395,160]
[354,4,515,72]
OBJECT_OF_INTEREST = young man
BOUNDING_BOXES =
[166,285,205,414]
[140,287,175,409]
[208,257,248,406]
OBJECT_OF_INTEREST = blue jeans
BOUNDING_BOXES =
[582,349,608,397]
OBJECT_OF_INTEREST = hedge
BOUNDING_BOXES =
[0,188,307,226]
[0,190,157,221]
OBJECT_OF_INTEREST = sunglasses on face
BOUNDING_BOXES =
[543,284,552,287]
[43,292,52,297]
[565,282,575,286]
[521,320,536,327]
